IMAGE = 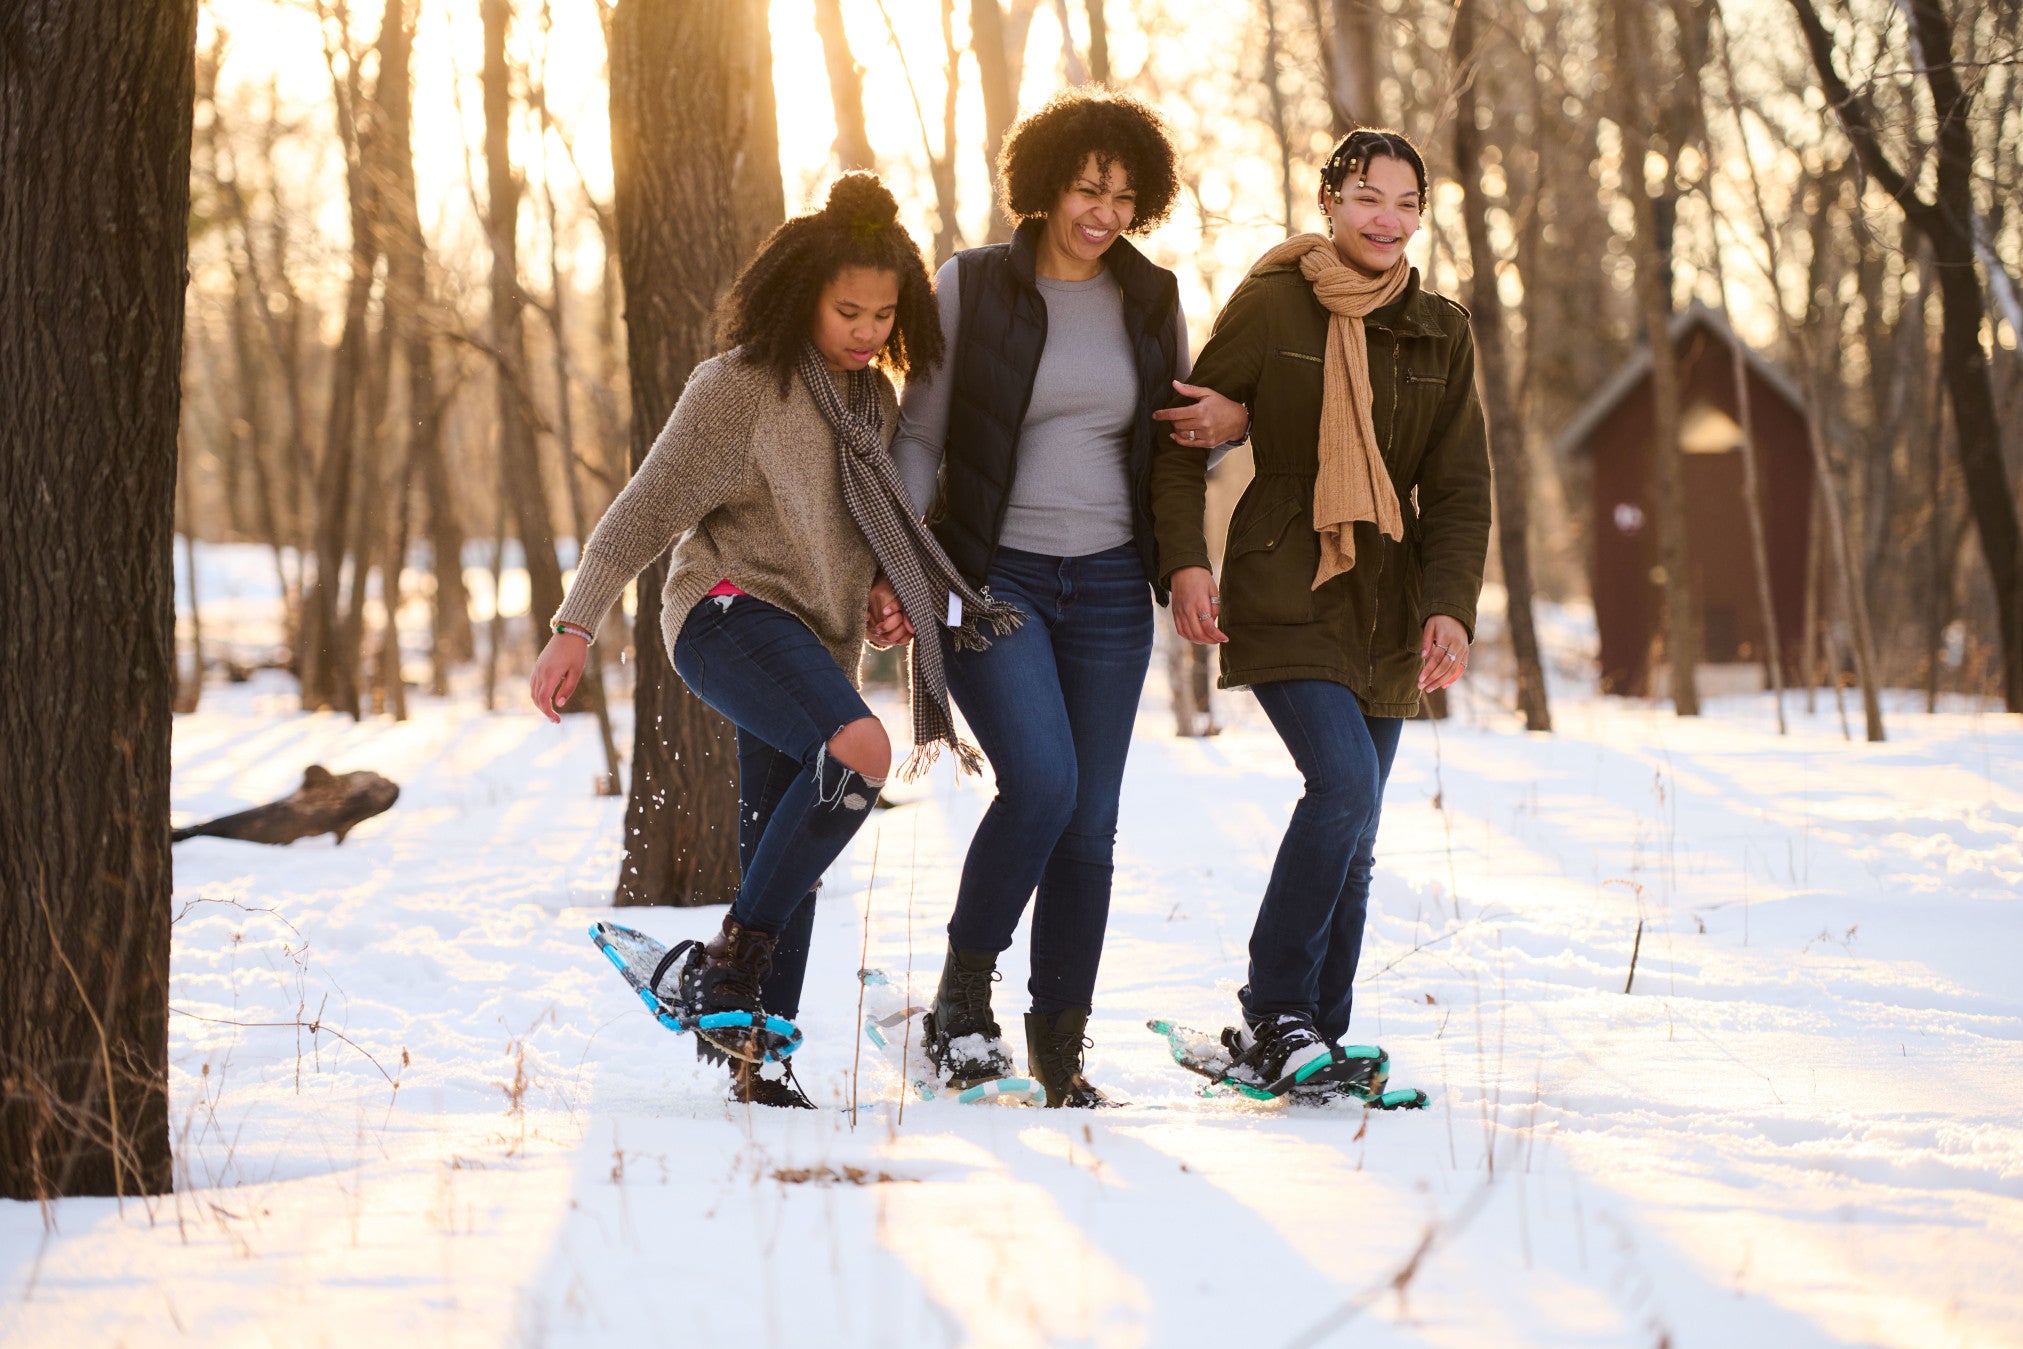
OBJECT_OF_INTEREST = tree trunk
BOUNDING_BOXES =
[608,0,783,905]
[971,0,1039,243]
[1260,0,1296,234]
[376,0,469,695]
[1611,1,1699,714]
[0,0,191,1201]
[1320,0,1383,132]
[299,11,380,717]
[1086,0,1109,83]
[1453,0,1548,732]
[812,0,875,171]
[484,0,568,665]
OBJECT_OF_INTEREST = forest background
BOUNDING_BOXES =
[3,0,2020,1205]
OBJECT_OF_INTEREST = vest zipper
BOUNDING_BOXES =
[982,287,1048,582]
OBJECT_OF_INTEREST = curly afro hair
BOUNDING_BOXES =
[716,172,944,390]
[996,86,1179,234]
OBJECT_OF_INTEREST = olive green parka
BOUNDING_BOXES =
[1151,264,1492,718]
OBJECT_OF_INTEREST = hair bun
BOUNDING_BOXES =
[823,172,899,232]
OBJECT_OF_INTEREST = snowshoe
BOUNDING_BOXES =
[920,942,1017,1087]
[589,920,801,1064]
[860,968,1042,1105]
[1147,1018,1428,1109]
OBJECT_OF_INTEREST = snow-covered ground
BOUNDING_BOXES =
[5,548,2021,1347]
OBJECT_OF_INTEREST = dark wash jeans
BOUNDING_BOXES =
[943,543,1154,1015]
[672,594,879,1020]
[1240,678,1404,1042]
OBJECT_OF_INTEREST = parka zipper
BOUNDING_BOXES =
[1366,335,1401,684]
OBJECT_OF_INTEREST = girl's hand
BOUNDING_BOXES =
[1170,566,1227,645]
[1153,381,1249,448]
[1418,615,1470,692]
[865,575,914,648]
[530,631,590,722]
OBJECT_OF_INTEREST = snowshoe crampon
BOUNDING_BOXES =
[1146,1019,1428,1110]
[860,968,1042,1104]
[590,921,802,1064]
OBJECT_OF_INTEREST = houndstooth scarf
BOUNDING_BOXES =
[798,343,1022,779]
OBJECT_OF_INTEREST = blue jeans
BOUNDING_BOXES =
[672,595,880,1018]
[944,544,1154,1015]
[1240,679,1403,1042]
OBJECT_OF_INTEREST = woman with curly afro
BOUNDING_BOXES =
[530,174,1019,1109]
[892,86,1249,1107]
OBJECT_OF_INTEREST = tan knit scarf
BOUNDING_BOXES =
[1255,233,1410,587]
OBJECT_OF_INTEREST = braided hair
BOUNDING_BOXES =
[716,172,944,390]
[1321,128,1429,211]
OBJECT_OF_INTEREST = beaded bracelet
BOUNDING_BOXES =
[553,621,592,642]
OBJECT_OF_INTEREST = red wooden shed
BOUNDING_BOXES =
[1556,303,1815,697]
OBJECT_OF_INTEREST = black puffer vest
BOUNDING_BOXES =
[934,219,1181,596]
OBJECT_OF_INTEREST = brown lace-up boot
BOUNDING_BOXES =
[697,913,778,1015]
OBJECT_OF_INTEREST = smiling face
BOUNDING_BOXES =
[1042,153,1137,270]
[1320,154,1423,275]
[810,265,900,372]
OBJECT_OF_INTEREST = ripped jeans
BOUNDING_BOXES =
[672,594,883,1019]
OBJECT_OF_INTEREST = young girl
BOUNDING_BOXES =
[1153,130,1491,1096]
[891,88,1247,1106]
[531,174,1016,1108]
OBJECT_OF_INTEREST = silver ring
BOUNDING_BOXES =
[1195,613,1213,621]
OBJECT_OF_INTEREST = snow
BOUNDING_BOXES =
[5,545,2022,1346]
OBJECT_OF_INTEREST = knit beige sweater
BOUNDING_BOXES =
[551,351,895,683]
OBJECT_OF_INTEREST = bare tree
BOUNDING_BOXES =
[483,0,568,668]
[814,0,876,171]
[1610,0,1700,714]
[1789,0,2022,713]
[1453,0,1548,731]
[1,0,192,1200]
[298,0,383,716]
[1087,0,1111,82]
[972,0,1042,242]
[608,0,784,905]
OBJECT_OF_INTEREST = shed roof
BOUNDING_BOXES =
[1555,301,1810,458]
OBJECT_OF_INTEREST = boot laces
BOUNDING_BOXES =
[947,964,1001,1031]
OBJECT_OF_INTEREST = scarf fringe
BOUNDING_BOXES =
[947,594,1024,653]
[897,735,988,783]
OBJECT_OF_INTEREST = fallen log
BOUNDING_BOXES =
[171,766,399,846]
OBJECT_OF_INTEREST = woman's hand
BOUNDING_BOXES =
[1418,615,1470,692]
[530,631,590,723]
[1170,566,1227,645]
[1154,381,1249,448]
[865,575,915,649]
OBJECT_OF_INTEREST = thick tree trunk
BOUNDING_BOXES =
[484,0,568,666]
[971,0,1039,243]
[1453,0,1548,732]
[0,0,192,1200]
[609,0,783,905]
[1260,0,1296,234]
[1611,1,1699,714]
[812,0,875,171]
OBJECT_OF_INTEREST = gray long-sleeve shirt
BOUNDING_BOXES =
[892,256,1198,558]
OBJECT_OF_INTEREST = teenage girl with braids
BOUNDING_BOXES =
[1152,130,1492,1097]
[530,174,1017,1109]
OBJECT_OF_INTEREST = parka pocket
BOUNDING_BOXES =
[1222,492,1318,627]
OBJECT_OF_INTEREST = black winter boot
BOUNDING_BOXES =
[922,942,1016,1086]
[1223,1010,1339,1096]
[1024,1008,1113,1108]
[695,913,778,1015]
